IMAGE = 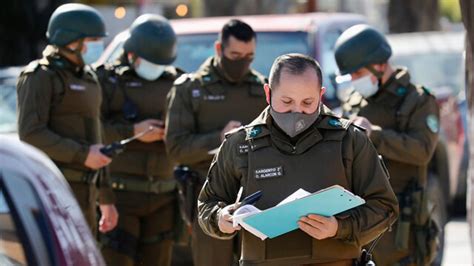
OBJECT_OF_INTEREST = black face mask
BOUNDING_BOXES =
[219,55,252,82]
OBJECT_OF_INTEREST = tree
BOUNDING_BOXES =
[459,0,474,261]
[388,0,440,33]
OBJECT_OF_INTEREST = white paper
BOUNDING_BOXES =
[276,188,311,206]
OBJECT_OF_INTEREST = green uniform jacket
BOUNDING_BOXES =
[342,68,439,192]
[198,106,399,265]
[165,56,268,177]
[96,59,183,180]
[16,45,114,203]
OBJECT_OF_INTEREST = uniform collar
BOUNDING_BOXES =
[377,67,412,98]
[42,45,83,74]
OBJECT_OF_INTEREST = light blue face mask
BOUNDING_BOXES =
[134,57,165,81]
[81,40,104,65]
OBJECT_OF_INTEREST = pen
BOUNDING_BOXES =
[235,186,243,205]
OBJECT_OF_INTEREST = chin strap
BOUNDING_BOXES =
[59,39,85,67]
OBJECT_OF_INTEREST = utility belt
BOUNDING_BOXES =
[60,167,99,185]
[394,180,439,265]
[110,175,177,194]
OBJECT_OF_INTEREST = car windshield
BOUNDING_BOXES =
[0,79,17,133]
[176,32,310,76]
[390,52,465,96]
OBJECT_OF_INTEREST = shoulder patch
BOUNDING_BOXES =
[245,126,262,139]
[426,114,439,133]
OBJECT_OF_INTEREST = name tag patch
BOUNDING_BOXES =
[238,144,249,154]
[69,84,86,91]
[204,95,225,101]
[192,89,201,98]
[126,81,142,87]
[255,166,284,179]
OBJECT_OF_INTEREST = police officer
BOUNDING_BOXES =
[334,25,440,265]
[16,3,118,234]
[165,19,267,265]
[198,53,399,265]
[95,14,182,266]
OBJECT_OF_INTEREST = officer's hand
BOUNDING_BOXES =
[221,121,242,141]
[351,116,375,137]
[84,144,112,169]
[98,204,119,233]
[218,204,241,234]
[298,214,338,240]
[134,119,165,142]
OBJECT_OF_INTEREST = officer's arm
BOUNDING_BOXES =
[334,127,399,246]
[369,95,439,165]
[197,137,241,240]
[17,71,89,164]
[97,70,134,142]
[165,83,222,164]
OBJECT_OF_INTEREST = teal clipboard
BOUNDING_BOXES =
[242,185,365,239]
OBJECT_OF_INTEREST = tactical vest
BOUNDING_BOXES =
[239,123,360,265]
[343,83,427,192]
[101,66,177,179]
[186,72,267,175]
[42,61,102,171]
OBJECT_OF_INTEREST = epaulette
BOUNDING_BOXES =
[163,66,186,79]
[420,86,435,97]
[224,126,245,139]
[174,73,193,86]
[22,60,41,74]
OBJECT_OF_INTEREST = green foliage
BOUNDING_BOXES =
[439,0,462,22]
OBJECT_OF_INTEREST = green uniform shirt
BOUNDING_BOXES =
[165,56,268,177]
[342,68,439,192]
[198,106,399,265]
[96,58,183,179]
[17,45,114,203]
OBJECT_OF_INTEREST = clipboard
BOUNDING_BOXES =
[241,185,365,239]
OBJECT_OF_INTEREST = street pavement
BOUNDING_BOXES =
[442,217,472,265]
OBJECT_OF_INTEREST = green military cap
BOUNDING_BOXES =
[334,24,392,75]
[124,14,177,65]
[47,3,107,46]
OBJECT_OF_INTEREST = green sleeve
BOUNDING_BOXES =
[165,83,222,165]
[197,136,242,240]
[334,127,399,246]
[369,95,439,165]
[17,70,89,164]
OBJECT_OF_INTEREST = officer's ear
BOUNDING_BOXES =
[264,83,271,105]
[215,41,222,57]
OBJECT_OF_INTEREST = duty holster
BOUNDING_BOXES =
[173,165,200,226]
[395,181,440,265]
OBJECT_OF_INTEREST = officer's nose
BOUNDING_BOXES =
[292,105,303,113]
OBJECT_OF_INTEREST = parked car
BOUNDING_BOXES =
[0,66,22,138]
[97,12,366,109]
[0,137,104,266]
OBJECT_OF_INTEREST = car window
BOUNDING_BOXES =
[175,32,310,76]
[0,187,27,266]
[0,78,18,133]
[320,30,344,102]
[390,52,465,96]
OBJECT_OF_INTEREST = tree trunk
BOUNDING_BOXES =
[460,0,474,261]
[388,0,440,33]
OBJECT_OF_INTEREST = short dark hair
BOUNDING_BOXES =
[219,19,256,48]
[269,53,323,89]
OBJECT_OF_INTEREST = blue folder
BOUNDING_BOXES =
[243,185,365,239]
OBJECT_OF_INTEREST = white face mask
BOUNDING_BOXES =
[351,75,379,98]
[134,57,165,81]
